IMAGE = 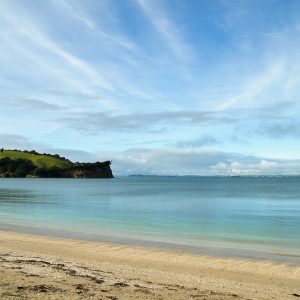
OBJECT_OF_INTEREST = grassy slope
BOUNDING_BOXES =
[0,150,71,169]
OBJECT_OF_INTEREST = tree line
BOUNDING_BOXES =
[0,157,113,178]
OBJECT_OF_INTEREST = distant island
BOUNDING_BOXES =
[0,149,113,178]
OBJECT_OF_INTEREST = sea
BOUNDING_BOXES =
[0,176,299,263]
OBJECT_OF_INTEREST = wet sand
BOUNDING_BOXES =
[0,230,299,299]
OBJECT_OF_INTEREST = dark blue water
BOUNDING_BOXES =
[0,177,299,262]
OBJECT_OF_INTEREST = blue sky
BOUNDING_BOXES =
[1,0,300,175]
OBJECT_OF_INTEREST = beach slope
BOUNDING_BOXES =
[0,230,299,299]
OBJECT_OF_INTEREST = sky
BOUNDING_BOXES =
[1,0,300,175]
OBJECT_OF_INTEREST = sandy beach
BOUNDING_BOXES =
[0,230,299,299]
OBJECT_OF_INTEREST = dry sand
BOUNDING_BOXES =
[0,230,299,299]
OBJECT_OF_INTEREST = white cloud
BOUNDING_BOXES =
[51,0,137,51]
[100,148,300,176]
[210,159,300,176]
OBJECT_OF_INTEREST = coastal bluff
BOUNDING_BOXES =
[0,149,113,178]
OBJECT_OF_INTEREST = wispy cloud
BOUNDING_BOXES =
[176,135,219,148]
[51,0,137,52]
[218,60,285,111]
[257,121,300,138]
[1,7,113,91]
[2,98,64,111]
[0,134,53,151]
[135,0,193,62]
[60,110,237,133]
[0,134,34,149]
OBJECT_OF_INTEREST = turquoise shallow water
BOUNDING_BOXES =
[0,177,299,263]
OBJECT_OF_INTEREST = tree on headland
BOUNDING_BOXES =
[0,157,35,177]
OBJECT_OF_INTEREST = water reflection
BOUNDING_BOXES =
[0,188,57,210]
[0,189,40,203]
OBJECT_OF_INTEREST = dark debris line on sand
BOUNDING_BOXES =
[17,284,64,293]
[0,252,270,300]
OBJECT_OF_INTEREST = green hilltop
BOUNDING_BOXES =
[0,150,71,169]
[0,149,113,178]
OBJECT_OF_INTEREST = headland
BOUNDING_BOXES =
[0,149,113,178]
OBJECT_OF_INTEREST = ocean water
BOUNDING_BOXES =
[0,176,299,263]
